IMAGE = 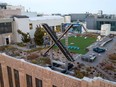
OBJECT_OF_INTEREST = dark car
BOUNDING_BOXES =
[93,47,106,53]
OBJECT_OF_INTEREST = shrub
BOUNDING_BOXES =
[81,71,89,77]
[86,67,91,72]
[75,70,84,79]
[27,53,38,60]
[17,29,31,43]
[37,57,51,65]
[31,60,38,64]
[105,64,114,70]
[17,42,26,47]
[4,45,16,50]
[0,46,6,51]
[14,52,20,56]
[34,26,44,45]
[31,57,51,65]
[109,53,116,60]
[0,46,17,52]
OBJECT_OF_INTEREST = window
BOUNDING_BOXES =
[29,23,33,30]
[35,78,42,87]
[53,85,57,87]
[26,74,33,87]
[111,21,116,31]
[7,66,13,87]
[0,64,4,87]
[14,69,20,87]
[0,22,12,34]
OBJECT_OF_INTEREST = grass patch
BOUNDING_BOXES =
[54,36,96,54]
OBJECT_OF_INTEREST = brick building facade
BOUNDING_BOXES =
[0,53,116,87]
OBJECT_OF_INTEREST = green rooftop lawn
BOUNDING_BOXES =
[55,36,96,54]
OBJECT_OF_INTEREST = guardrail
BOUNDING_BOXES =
[100,38,113,47]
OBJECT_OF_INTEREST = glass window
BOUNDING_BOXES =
[0,64,4,87]
[53,85,57,87]
[97,21,116,31]
[7,66,13,87]
[111,21,116,31]
[35,78,42,87]
[0,22,12,34]
[26,74,33,87]
[14,69,20,87]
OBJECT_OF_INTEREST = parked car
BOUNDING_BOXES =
[89,54,96,62]
[93,47,106,53]
[81,54,96,62]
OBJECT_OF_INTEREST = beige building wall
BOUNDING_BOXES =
[0,35,3,46]
[6,5,25,13]
[0,33,13,46]
[0,9,21,18]
[0,53,116,87]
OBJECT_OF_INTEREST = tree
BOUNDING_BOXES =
[34,26,44,45]
[17,30,31,43]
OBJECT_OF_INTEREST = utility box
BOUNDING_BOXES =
[101,24,111,36]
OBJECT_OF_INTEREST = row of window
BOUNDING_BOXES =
[0,22,12,34]
[0,64,57,87]
[96,21,116,31]
[7,66,43,87]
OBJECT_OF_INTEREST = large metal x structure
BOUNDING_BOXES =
[43,24,73,55]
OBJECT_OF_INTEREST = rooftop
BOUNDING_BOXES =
[11,15,29,18]
[29,16,63,21]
